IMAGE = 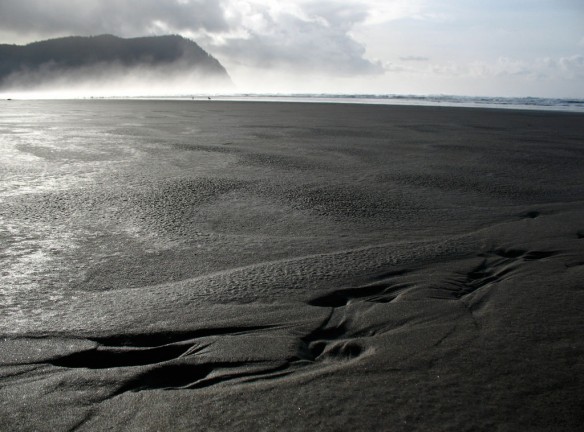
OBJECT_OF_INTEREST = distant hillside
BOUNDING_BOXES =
[0,34,231,91]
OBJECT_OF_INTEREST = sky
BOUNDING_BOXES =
[0,0,583,97]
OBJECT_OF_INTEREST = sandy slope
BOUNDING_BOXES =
[1,100,583,431]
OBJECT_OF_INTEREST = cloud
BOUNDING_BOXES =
[399,56,429,62]
[358,0,427,25]
[0,0,382,76]
[558,54,584,78]
[379,55,584,84]
[208,1,382,75]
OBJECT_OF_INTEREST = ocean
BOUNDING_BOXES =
[139,94,584,112]
[6,92,584,112]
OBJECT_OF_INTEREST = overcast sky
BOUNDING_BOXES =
[1,0,583,96]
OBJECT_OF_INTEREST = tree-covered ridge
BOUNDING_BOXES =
[0,34,230,85]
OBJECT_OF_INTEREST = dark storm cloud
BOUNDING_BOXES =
[0,0,228,38]
[0,0,382,76]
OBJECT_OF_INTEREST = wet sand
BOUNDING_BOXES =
[1,100,583,431]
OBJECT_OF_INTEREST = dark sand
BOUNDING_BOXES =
[1,100,583,431]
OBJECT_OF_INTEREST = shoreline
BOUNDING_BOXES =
[2,93,584,113]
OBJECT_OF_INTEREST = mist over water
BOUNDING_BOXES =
[3,88,582,113]
[0,64,234,98]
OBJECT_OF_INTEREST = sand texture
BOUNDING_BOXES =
[1,100,583,431]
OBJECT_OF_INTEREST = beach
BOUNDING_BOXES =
[1,100,583,431]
